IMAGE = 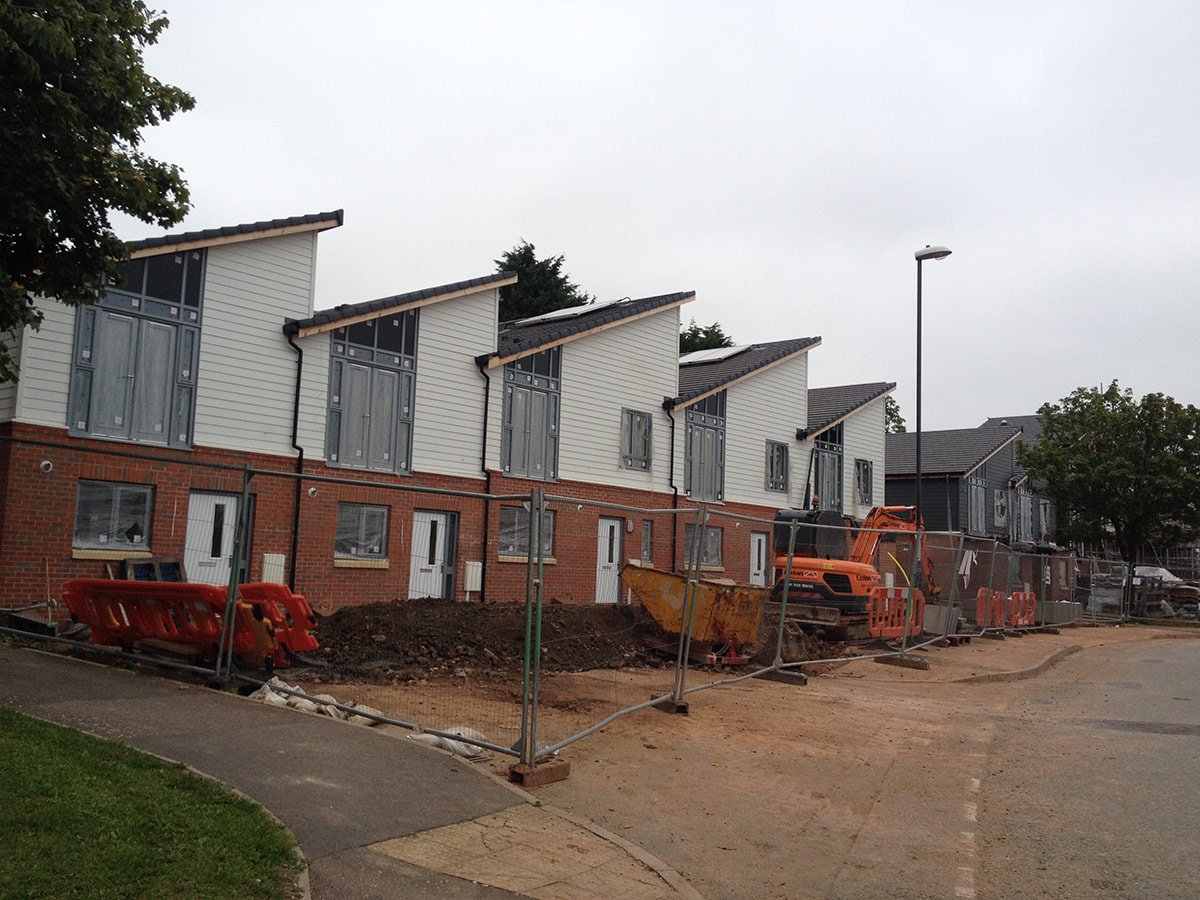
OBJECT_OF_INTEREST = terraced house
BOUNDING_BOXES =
[0,208,896,609]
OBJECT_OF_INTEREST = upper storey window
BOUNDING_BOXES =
[67,250,205,448]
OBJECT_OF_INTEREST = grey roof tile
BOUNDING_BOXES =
[129,210,344,252]
[673,337,820,406]
[806,382,895,436]
[285,272,515,335]
[885,425,1022,477]
[491,292,694,360]
[981,414,1043,477]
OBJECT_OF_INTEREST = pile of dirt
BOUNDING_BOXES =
[307,598,676,683]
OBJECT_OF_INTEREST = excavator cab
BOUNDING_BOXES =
[773,509,850,561]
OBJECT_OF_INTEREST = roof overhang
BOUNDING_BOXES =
[673,338,822,411]
[801,385,895,441]
[294,275,517,338]
[483,292,694,369]
[129,212,344,259]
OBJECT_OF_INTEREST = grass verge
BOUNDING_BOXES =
[0,707,303,899]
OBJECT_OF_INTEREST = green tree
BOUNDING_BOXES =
[494,240,593,322]
[0,0,193,384]
[885,396,906,433]
[1019,381,1200,562]
[679,319,734,354]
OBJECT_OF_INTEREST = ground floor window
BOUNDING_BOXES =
[335,503,389,559]
[73,480,153,550]
[684,524,723,568]
[499,506,555,558]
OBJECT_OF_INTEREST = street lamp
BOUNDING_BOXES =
[913,244,951,584]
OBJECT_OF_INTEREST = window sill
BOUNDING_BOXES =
[72,549,153,560]
[325,460,411,477]
[497,555,557,565]
[333,558,390,569]
[699,565,725,573]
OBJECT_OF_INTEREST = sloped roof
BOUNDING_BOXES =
[982,414,1043,478]
[486,292,694,364]
[885,425,1022,477]
[129,210,344,254]
[284,272,516,336]
[673,337,820,407]
[806,382,895,437]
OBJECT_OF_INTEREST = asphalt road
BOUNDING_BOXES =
[975,635,1200,899]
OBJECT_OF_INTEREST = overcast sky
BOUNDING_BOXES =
[116,1,1200,431]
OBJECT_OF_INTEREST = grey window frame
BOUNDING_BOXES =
[334,503,389,559]
[620,408,653,471]
[73,480,154,550]
[498,506,555,558]
[993,488,1009,527]
[68,249,204,449]
[684,523,723,568]
[967,475,987,535]
[766,440,789,492]
[684,391,726,501]
[1017,488,1034,542]
[326,310,418,474]
[500,348,561,482]
[854,458,873,506]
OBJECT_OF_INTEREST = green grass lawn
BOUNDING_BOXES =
[0,707,302,899]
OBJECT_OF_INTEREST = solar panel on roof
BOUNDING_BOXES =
[514,297,622,326]
[679,345,749,365]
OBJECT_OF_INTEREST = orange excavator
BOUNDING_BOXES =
[769,505,938,637]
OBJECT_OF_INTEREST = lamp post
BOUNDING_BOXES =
[913,244,951,585]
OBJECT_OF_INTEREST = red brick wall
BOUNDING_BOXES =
[0,424,783,612]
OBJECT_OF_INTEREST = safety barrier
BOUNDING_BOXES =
[976,588,1007,629]
[238,583,320,655]
[62,579,304,671]
[867,586,924,639]
[1008,591,1037,627]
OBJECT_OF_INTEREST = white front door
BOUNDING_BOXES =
[410,511,451,599]
[750,532,769,587]
[596,517,623,604]
[184,492,240,586]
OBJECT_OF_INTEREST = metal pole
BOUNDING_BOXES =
[218,465,253,679]
[671,505,706,705]
[773,520,799,668]
[915,257,923,558]
[518,489,537,768]
[529,488,546,764]
[901,529,921,654]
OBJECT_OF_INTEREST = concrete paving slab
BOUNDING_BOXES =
[309,846,523,899]
[371,804,681,899]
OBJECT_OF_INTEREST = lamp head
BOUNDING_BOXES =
[915,245,952,261]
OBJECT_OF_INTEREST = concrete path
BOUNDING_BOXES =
[0,645,698,899]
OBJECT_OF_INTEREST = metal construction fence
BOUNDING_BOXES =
[2,432,1166,773]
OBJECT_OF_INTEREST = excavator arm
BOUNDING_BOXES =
[850,506,940,598]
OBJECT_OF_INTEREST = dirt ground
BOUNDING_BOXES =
[301,623,1198,898]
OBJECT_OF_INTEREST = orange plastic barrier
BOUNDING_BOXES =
[62,579,316,670]
[1008,591,1037,627]
[975,588,1006,629]
[867,586,924,640]
[238,583,319,655]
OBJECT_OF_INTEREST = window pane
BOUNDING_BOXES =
[499,507,528,555]
[111,258,144,293]
[377,317,405,353]
[641,520,653,562]
[346,320,376,348]
[336,503,388,557]
[131,319,175,442]
[183,251,204,307]
[74,481,152,549]
[144,253,185,302]
[369,369,398,468]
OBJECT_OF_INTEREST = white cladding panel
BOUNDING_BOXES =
[0,325,23,422]
[557,308,680,490]
[411,288,498,480]
[193,232,317,456]
[841,396,888,519]
[12,298,74,427]
[713,351,809,509]
[296,331,330,458]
